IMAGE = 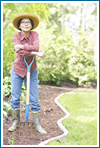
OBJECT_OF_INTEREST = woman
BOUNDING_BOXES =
[8,13,47,134]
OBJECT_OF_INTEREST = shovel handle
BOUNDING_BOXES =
[24,55,34,121]
[24,56,34,105]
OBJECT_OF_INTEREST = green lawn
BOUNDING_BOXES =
[49,91,97,145]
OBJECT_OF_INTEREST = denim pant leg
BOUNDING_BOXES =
[24,69,40,112]
[11,67,23,109]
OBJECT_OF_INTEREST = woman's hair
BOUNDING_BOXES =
[17,18,34,31]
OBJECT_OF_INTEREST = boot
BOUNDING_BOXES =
[8,109,20,132]
[32,112,47,134]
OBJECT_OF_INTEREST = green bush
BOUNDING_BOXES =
[20,83,26,104]
[3,76,26,100]
[37,29,97,87]
[3,77,11,97]
[3,25,17,77]
[3,101,12,117]
[3,76,26,117]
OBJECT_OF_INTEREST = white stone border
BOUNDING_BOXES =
[38,91,74,145]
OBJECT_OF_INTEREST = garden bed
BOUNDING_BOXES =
[3,85,70,145]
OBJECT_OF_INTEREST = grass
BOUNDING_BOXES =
[49,91,97,145]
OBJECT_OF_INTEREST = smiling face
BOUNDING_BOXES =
[19,18,32,32]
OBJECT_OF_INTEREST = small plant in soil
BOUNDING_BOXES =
[8,133,15,145]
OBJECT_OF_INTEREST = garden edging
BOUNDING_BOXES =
[38,91,74,145]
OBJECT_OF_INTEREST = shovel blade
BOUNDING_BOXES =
[19,121,33,136]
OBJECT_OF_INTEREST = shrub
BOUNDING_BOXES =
[3,101,12,117]
[3,77,11,97]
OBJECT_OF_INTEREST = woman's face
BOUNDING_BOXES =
[19,18,32,32]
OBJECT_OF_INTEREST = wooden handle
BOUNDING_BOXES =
[26,72,30,105]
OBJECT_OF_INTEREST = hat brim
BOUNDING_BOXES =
[12,13,39,30]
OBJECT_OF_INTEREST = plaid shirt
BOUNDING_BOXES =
[13,31,39,78]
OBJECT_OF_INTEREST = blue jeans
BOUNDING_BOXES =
[10,66,40,112]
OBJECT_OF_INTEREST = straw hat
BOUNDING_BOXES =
[12,13,39,30]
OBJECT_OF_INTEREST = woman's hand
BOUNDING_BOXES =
[36,52,46,58]
[14,45,24,52]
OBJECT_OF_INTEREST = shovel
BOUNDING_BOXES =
[19,52,46,136]
[24,55,34,122]
[19,55,34,136]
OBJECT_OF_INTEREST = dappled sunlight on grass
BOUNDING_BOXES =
[76,116,96,123]
[49,91,97,145]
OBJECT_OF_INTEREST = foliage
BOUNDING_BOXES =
[37,26,97,86]
[3,26,16,77]
[8,133,16,145]
[20,83,26,104]
[3,76,26,116]
[8,138,15,145]
[3,77,11,97]
[49,91,97,145]
[3,101,12,117]
[67,31,97,86]
[3,3,50,21]
[3,76,26,102]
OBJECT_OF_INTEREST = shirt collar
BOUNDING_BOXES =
[20,31,31,41]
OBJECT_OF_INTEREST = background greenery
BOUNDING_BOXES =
[3,2,97,87]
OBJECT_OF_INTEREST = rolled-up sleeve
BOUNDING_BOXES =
[18,50,31,57]
[13,34,31,56]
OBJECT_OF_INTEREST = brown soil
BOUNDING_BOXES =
[3,85,71,145]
